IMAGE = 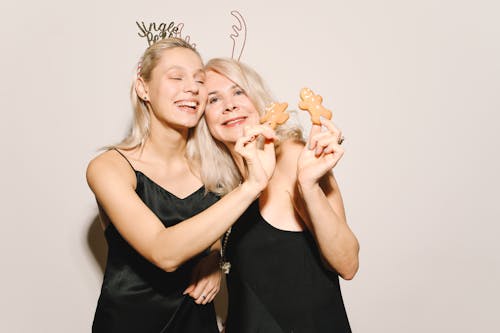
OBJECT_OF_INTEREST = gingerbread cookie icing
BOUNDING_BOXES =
[298,88,332,125]
[260,102,289,129]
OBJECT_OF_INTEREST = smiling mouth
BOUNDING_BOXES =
[222,117,247,127]
[175,100,199,113]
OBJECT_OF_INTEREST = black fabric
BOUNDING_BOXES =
[225,200,352,333]
[92,165,220,333]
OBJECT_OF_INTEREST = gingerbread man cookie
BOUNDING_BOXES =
[298,88,332,125]
[260,102,289,129]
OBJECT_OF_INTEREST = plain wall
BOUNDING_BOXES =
[1,0,499,332]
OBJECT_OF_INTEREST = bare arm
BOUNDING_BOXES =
[298,172,359,280]
[279,122,359,280]
[87,147,270,273]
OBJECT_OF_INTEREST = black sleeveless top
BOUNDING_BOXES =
[92,151,220,333]
[225,200,352,333]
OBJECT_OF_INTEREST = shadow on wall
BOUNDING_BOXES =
[87,215,107,273]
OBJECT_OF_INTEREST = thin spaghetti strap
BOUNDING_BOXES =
[113,148,136,171]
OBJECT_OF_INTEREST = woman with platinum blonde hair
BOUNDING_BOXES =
[194,58,302,195]
[196,58,360,332]
[87,39,276,333]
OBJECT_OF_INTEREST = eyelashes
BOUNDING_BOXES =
[167,72,205,84]
[208,87,246,105]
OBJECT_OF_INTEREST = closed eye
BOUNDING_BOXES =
[195,74,206,84]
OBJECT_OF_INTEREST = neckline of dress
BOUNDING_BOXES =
[136,170,205,200]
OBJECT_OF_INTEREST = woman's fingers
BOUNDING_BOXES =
[320,118,341,139]
[310,119,342,143]
[235,135,254,154]
[243,124,277,142]
[308,119,344,156]
[183,283,195,296]
[328,144,344,164]
[325,144,344,167]
[191,280,212,304]
[315,136,340,156]
[202,285,220,305]
[310,132,333,155]
[308,124,322,150]
[195,283,219,305]
[235,124,277,157]
[314,144,344,173]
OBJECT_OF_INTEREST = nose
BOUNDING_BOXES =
[224,101,237,113]
[184,78,199,95]
[223,96,238,113]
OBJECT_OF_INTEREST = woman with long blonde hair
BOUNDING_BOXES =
[197,58,360,332]
[87,39,276,333]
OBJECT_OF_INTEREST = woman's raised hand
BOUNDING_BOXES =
[297,119,344,188]
[235,124,277,193]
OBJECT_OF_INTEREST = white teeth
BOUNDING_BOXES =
[177,101,197,108]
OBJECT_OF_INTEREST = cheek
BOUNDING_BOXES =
[247,108,261,125]
[203,111,219,135]
[198,87,208,105]
[204,109,217,127]
[241,99,260,123]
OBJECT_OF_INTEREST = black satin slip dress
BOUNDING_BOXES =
[224,200,352,333]
[92,150,220,333]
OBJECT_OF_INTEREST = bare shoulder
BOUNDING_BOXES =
[86,149,136,191]
[277,139,305,161]
[276,139,305,175]
[278,138,305,158]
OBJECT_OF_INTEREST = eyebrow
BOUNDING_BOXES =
[208,84,239,96]
[165,65,183,72]
[165,66,204,75]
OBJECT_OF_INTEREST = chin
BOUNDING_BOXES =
[220,130,243,145]
[181,113,203,126]
[186,119,202,128]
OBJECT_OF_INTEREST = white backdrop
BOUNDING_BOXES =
[1,0,499,332]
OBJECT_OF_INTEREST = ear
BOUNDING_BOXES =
[135,77,149,101]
